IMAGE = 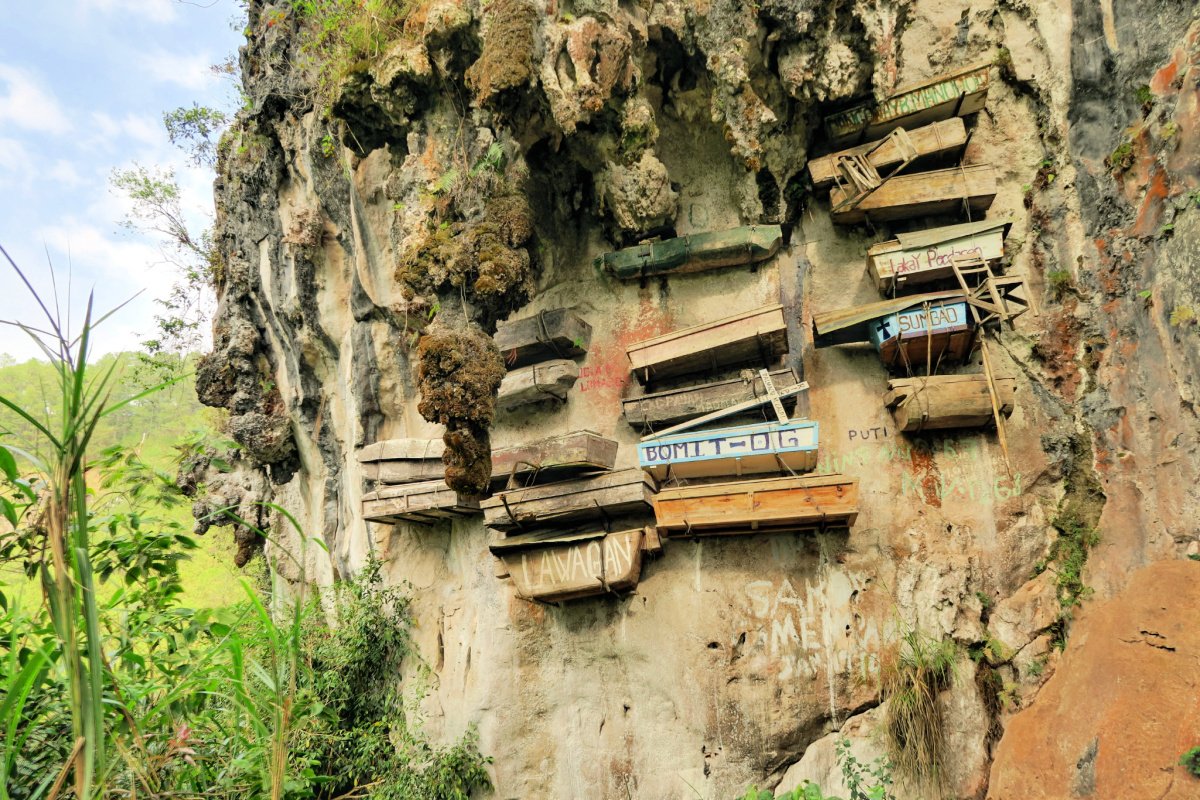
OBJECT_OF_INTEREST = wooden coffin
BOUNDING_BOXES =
[867,220,1011,293]
[868,300,975,369]
[654,474,858,536]
[626,305,788,384]
[885,375,1016,432]
[497,359,579,410]
[481,468,655,532]
[357,438,445,484]
[491,527,648,602]
[830,164,997,224]
[622,368,802,430]
[362,480,480,524]
[809,118,968,190]
[597,225,783,279]
[638,419,818,481]
[495,308,591,369]
[825,62,990,146]
[491,431,618,486]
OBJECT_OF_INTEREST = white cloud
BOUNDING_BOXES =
[35,220,179,304]
[78,0,178,24]
[0,65,71,135]
[47,160,85,187]
[139,50,219,91]
[0,137,34,177]
[86,111,169,154]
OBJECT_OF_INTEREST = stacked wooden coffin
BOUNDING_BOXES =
[811,63,1028,435]
[595,225,783,280]
[482,431,662,602]
[621,310,858,537]
[359,438,481,524]
[811,62,996,226]
[494,308,592,412]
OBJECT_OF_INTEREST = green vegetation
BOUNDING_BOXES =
[1047,268,1073,299]
[1181,747,1200,778]
[163,103,229,168]
[282,0,417,100]
[879,626,957,791]
[1170,305,1196,326]
[0,257,490,799]
[736,738,894,800]
[1042,506,1101,613]
[1106,140,1135,174]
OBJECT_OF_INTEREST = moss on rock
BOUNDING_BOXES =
[416,324,506,495]
[466,0,539,107]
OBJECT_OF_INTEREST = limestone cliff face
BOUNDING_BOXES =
[197,0,1200,797]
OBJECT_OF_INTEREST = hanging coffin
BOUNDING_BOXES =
[654,474,859,536]
[596,225,783,280]
[625,304,788,384]
[813,290,976,369]
[638,418,818,481]
[356,438,445,484]
[867,220,1011,293]
[489,527,650,602]
[868,300,974,369]
[808,118,968,190]
[884,375,1017,432]
[497,359,580,410]
[362,480,480,524]
[481,468,656,532]
[490,431,619,486]
[829,164,996,225]
[495,308,591,369]
[824,62,990,146]
[622,368,802,430]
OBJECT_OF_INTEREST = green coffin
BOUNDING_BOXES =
[596,225,783,280]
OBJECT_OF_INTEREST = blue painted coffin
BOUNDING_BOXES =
[638,419,819,480]
[867,300,975,368]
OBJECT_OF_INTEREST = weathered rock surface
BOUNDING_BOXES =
[193,0,1200,796]
[988,560,1200,800]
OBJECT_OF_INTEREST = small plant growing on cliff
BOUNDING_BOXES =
[1170,305,1196,327]
[319,133,336,157]
[878,626,956,791]
[1047,268,1074,299]
[1106,140,1135,174]
[1180,747,1200,778]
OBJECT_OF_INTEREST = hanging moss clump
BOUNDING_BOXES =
[416,323,506,495]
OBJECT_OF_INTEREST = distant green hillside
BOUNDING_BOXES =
[0,352,247,609]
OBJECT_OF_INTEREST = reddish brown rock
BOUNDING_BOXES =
[988,561,1200,800]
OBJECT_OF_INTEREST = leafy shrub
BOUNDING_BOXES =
[1180,746,1200,778]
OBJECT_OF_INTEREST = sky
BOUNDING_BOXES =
[0,0,246,362]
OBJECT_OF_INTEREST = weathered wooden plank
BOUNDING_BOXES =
[481,468,656,531]
[654,474,859,535]
[829,164,997,225]
[356,438,446,484]
[362,480,480,524]
[622,368,802,429]
[884,375,1016,431]
[626,305,788,384]
[809,118,968,189]
[357,438,445,462]
[498,527,646,602]
[596,225,783,280]
[495,308,591,369]
[638,419,819,481]
[867,220,1010,293]
[490,431,618,486]
[825,62,990,146]
[639,381,809,441]
[497,359,580,411]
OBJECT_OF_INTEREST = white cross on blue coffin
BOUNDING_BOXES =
[637,419,819,481]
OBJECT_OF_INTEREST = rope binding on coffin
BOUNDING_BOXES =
[535,308,567,358]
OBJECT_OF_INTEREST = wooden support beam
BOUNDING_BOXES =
[622,368,802,430]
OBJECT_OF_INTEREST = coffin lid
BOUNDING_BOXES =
[875,219,1012,253]
[813,289,969,347]
[489,526,648,554]
[357,438,445,463]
